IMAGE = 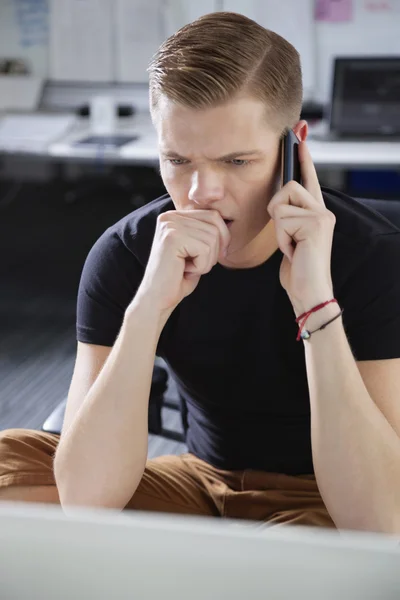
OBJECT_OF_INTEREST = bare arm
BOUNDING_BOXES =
[61,343,112,438]
[304,305,400,534]
[54,208,230,511]
[54,296,171,510]
[267,142,400,534]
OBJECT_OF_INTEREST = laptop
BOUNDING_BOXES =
[320,57,400,141]
[0,501,399,599]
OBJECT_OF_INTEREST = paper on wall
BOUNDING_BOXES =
[315,0,353,22]
[363,0,400,13]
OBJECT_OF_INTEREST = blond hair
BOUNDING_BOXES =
[148,11,303,135]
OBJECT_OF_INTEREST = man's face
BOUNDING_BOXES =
[154,94,301,266]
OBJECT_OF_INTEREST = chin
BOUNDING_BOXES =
[225,221,267,257]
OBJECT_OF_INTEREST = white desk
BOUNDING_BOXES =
[308,138,400,169]
[1,112,400,170]
[49,111,158,166]
[306,121,400,170]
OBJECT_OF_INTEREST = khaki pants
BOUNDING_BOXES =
[0,428,335,528]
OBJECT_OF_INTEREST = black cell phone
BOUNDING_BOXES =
[281,129,302,186]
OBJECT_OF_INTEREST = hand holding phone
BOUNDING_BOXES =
[281,129,302,186]
[271,132,335,317]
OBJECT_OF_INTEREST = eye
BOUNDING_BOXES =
[228,159,250,166]
[167,158,187,166]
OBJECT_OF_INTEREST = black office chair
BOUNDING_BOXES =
[42,363,187,443]
[42,197,400,439]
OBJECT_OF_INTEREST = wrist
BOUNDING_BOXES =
[299,301,341,336]
[125,292,174,333]
[290,288,335,319]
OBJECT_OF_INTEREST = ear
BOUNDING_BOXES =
[292,120,308,142]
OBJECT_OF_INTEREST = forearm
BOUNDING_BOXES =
[55,296,171,510]
[304,305,400,533]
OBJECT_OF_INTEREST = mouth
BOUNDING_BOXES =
[223,219,234,228]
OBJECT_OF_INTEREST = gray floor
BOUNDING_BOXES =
[0,297,187,459]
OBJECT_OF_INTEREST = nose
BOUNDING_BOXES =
[188,168,224,208]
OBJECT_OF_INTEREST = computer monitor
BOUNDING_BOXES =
[329,57,400,138]
[0,502,399,599]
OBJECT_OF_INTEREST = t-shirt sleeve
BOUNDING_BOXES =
[76,228,145,347]
[341,232,400,361]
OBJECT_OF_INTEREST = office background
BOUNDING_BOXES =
[0,0,399,455]
[1,0,400,102]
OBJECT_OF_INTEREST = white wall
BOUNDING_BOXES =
[0,0,219,83]
[315,0,400,102]
[0,0,399,102]
[224,0,400,103]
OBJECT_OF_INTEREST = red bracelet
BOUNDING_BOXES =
[295,299,338,342]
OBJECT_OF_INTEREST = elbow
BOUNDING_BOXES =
[55,468,127,512]
[56,475,127,512]
[54,452,139,512]
[335,510,400,536]
[387,509,400,536]
[59,493,125,514]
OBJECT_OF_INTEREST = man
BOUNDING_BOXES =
[1,12,400,533]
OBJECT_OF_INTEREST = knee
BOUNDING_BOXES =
[0,428,26,453]
[0,428,59,482]
[0,428,59,451]
[0,429,32,476]
[0,427,40,451]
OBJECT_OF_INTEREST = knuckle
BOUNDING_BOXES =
[274,204,284,217]
[209,210,223,225]
[203,221,220,242]
[287,180,300,193]
[210,222,221,237]
[157,211,171,223]
[157,213,172,233]
[157,212,179,235]
[327,210,336,225]
[201,241,213,257]
[161,226,178,245]
[195,256,209,274]
[316,210,334,226]
[313,213,325,227]
[157,210,180,228]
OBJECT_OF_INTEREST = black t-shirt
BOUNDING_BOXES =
[77,187,400,475]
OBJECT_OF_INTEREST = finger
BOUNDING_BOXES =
[177,210,231,256]
[276,214,326,246]
[268,181,322,216]
[180,229,219,275]
[273,214,318,263]
[273,221,295,263]
[270,204,308,220]
[177,214,225,264]
[298,142,324,205]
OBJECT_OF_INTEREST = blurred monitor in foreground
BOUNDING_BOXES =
[0,502,399,599]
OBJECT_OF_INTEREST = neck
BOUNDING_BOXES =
[222,219,279,270]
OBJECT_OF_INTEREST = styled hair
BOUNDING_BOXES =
[148,11,303,135]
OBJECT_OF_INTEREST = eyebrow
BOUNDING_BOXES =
[160,149,263,160]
